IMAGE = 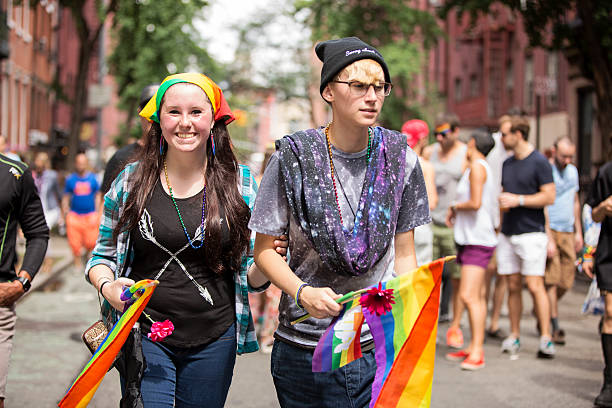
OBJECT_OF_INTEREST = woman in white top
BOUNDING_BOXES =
[445,130,497,370]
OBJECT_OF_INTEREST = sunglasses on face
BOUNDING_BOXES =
[332,80,393,97]
[434,123,451,137]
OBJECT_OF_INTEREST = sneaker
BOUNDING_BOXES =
[461,355,485,371]
[501,336,520,359]
[438,313,452,323]
[486,328,507,340]
[446,326,464,349]
[552,329,566,345]
[446,350,469,362]
[537,336,556,359]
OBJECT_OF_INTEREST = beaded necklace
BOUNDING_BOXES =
[163,158,207,249]
[324,123,372,227]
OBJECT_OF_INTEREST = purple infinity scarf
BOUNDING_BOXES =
[275,127,407,276]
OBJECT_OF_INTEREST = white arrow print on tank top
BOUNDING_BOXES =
[138,209,214,305]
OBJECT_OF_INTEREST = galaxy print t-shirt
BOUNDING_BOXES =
[249,131,431,348]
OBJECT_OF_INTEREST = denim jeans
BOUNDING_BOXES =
[271,339,376,408]
[137,324,236,408]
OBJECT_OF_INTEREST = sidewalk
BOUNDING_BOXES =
[17,234,73,298]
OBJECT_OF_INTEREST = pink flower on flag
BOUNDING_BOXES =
[360,283,395,316]
[148,319,174,342]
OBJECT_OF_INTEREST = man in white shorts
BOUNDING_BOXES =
[497,116,556,359]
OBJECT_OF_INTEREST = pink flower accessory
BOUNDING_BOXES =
[360,282,395,316]
[143,312,174,342]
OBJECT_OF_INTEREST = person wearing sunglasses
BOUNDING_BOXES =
[250,37,430,407]
[429,114,467,348]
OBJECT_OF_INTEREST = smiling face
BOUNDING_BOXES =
[322,59,386,127]
[159,83,214,155]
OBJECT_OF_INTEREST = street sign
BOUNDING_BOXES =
[87,84,112,108]
[534,76,557,96]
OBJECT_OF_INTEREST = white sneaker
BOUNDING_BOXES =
[537,336,555,359]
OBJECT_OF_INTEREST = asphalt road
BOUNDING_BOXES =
[4,238,604,407]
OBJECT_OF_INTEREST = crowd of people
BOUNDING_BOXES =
[0,35,609,408]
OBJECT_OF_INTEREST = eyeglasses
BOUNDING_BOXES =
[332,80,393,97]
[435,129,450,137]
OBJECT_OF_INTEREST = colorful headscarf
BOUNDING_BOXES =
[139,73,235,125]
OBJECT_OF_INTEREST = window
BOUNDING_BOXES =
[6,0,14,29]
[0,73,8,138]
[454,77,463,101]
[470,74,480,97]
[524,56,534,109]
[22,1,30,42]
[505,59,514,104]
[546,52,559,108]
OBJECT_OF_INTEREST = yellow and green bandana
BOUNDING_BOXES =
[139,73,235,125]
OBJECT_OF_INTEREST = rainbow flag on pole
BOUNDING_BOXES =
[58,279,159,408]
[312,257,446,408]
[312,297,364,372]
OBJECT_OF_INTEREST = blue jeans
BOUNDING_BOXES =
[137,324,236,408]
[271,339,376,408]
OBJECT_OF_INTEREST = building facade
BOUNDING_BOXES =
[0,0,58,156]
[424,3,601,181]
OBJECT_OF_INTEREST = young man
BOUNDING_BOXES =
[497,116,556,359]
[62,153,100,270]
[588,160,612,407]
[545,137,582,345]
[251,37,430,407]
[429,113,467,346]
[485,115,512,339]
[0,153,49,408]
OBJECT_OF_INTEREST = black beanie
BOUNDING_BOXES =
[315,37,391,95]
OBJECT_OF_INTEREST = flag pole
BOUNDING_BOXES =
[290,256,457,326]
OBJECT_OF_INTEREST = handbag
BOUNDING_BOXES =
[82,290,116,355]
[82,320,109,354]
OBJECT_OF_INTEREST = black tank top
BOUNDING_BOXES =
[130,181,234,348]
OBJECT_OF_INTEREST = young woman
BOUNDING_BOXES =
[85,73,284,407]
[250,37,431,407]
[445,130,497,370]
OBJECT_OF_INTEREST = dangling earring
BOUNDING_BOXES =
[159,136,165,155]
[210,129,216,157]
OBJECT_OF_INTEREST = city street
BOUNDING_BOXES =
[4,237,603,407]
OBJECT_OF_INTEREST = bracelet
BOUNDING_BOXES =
[518,195,525,206]
[99,280,112,299]
[295,283,310,310]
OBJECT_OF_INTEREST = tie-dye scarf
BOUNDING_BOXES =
[276,127,407,276]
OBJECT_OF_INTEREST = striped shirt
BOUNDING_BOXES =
[86,162,262,354]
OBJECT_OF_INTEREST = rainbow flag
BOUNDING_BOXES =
[312,297,364,372]
[364,258,443,408]
[311,258,445,408]
[58,279,159,408]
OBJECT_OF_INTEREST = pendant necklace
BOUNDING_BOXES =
[324,123,372,227]
[163,158,207,249]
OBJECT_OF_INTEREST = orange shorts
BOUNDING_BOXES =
[66,211,100,256]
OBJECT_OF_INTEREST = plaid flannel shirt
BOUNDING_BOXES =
[86,162,262,354]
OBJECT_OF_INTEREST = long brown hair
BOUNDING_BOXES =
[113,119,251,275]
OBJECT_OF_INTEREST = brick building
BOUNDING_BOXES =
[424,3,602,180]
[0,0,58,156]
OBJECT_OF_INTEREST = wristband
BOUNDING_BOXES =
[295,283,310,310]
[99,280,112,299]
[518,195,525,206]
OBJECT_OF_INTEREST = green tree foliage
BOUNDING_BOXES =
[440,0,612,157]
[295,0,443,130]
[108,0,221,142]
